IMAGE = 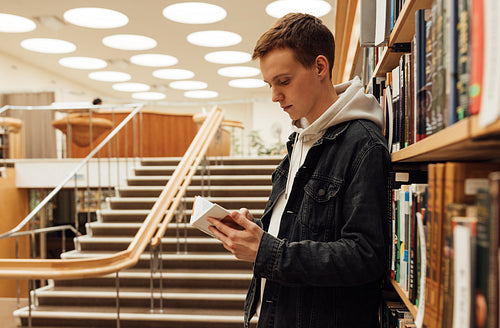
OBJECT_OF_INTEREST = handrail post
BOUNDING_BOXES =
[115,271,120,328]
[159,239,164,313]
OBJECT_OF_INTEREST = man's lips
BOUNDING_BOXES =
[282,105,292,111]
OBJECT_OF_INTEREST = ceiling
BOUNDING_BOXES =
[0,0,336,105]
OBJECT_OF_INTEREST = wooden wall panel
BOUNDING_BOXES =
[0,168,29,297]
[69,112,197,158]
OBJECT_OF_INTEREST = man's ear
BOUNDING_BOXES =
[315,55,330,81]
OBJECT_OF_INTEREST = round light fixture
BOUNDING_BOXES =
[266,0,332,18]
[59,57,107,70]
[169,81,207,90]
[64,7,128,29]
[132,92,166,100]
[153,69,195,80]
[218,66,260,78]
[21,38,76,54]
[130,54,178,67]
[0,13,36,32]
[229,78,267,88]
[103,34,157,51]
[187,30,241,47]
[184,90,218,99]
[112,82,151,92]
[89,71,131,82]
[163,2,227,24]
[204,51,251,64]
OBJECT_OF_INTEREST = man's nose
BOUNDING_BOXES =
[271,89,283,103]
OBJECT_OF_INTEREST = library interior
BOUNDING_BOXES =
[0,0,499,327]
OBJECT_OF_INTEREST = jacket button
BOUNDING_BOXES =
[318,188,325,196]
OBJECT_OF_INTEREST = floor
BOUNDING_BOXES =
[0,298,27,328]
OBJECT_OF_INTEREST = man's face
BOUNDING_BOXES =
[260,47,324,123]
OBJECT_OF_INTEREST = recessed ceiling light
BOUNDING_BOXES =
[187,30,241,47]
[112,82,150,92]
[130,54,178,67]
[153,69,195,80]
[132,92,166,100]
[64,7,128,29]
[89,71,131,82]
[169,81,207,90]
[229,78,267,88]
[266,0,332,18]
[205,51,252,64]
[103,34,157,51]
[0,13,36,33]
[184,90,218,99]
[21,38,76,54]
[218,66,260,78]
[59,57,107,70]
[163,2,227,24]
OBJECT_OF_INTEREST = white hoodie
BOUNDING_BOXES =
[257,76,384,315]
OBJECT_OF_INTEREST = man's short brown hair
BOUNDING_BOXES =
[253,13,335,79]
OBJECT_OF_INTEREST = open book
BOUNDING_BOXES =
[190,196,232,237]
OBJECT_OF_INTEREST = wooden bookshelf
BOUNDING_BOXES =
[392,116,500,163]
[391,279,418,319]
[372,0,434,78]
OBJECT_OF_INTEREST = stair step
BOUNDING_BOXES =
[35,289,246,309]
[86,222,207,237]
[15,306,257,328]
[108,196,268,210]
[55,271,253,290]
[141,156,281,166]
[134,164,276,176]
[127,175,271,186]
[75,236,227,252]
[61,250,253,271]
[117,185,272,198]
[98,209,264,223]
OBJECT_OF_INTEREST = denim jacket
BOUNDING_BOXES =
[244,119,391,328]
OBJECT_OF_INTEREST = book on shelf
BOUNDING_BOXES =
[478,0,500,128]
[447,0,459,126]
[360,0,377,47]
[190,196,234,237]
[468,0,484,115]
[456,0,471,120]
[452,216,478,328]
[375,0,392,46]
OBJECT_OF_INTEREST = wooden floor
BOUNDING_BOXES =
[0,298,27,328]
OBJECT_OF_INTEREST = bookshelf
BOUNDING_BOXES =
[343,0,500,326]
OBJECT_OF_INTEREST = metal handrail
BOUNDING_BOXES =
[0,225,79,239]
[0,105,224,280]
[0,103,143,240]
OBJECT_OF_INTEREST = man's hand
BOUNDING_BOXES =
[207,208,263,262]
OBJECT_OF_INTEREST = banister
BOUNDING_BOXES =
[0,106,224,280]
[0,103,144,240]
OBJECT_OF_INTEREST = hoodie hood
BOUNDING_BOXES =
[291,76,384,138]
[284,76,383,199]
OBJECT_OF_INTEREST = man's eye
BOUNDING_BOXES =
[279,79,290,85]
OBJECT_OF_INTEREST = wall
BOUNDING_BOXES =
[0,168,29,297]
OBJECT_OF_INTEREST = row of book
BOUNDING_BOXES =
[364,0,500,153]
[387,162,500,328]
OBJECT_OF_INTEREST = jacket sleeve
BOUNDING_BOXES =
[253,142,390,287]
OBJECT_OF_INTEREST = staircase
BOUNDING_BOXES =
[14,156,281,328]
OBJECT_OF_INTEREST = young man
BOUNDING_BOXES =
[207,13,391,328]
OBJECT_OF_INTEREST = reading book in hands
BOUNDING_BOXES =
[190,196,241,237]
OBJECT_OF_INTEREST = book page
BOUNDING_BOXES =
[190,196,231,237]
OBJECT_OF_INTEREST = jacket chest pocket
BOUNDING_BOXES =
[300,177,341,241]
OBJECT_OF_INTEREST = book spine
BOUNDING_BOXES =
[468,0,484,115]
[456,0,470,120]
